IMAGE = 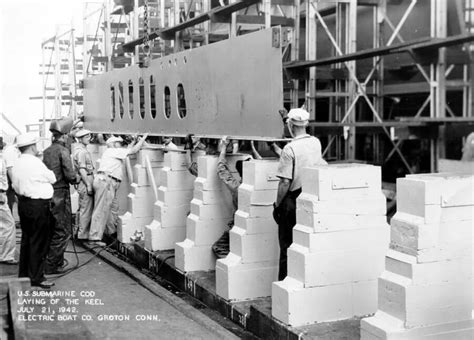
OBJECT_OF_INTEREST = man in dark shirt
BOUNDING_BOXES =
[42,118,78,274]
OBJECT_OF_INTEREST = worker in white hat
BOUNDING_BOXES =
[272,108,327,280]
[89,133,148,245]
[0,137,17,265]
[42,118,78,275]
[72,129,95,241]
[11,133,57,288]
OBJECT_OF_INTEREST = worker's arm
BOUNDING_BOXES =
[127,133,149,155]
[275,178,291,207]
[61,148,79,184]
[217,137,240,192]
[250,141,263,160]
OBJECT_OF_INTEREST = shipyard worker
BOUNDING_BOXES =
[163,136,179,151]
[212,136,254,258]
[272,108,326,280]
[89,134,148,245]
[72,129,95,240]
[11,133,56,288]
[0,138,17,265]
[2,136,20,212]
[43,117,78,275]
[184,134,208,177]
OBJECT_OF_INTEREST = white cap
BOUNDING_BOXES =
[106,136,123,145]
[16,133,39,148]
[287,108,310,126]
[75,129,91,138]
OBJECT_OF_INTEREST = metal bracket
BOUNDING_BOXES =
[272,27,280,48]
[332,179,369,190]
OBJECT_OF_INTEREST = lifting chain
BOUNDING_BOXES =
[143,0,151,57]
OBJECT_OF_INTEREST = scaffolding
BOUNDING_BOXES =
[49,0,474,178]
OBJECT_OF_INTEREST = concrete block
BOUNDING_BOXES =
[292,224,389,253]
[186,214,229,246]
[378,271,472,328]
[127,193,155,217]
[175,238,216,272]
[190,199,234,220]
[118,212,152,243]
[153,201,190,229]
[301,164,382,200]
[296,211,387,232]
[242,159,280,190]
[164,151,190,171]
[229,226,279,263]
[194,186,226,205]
[136,148,165,166]
[272,277,377,326]
[194,176,225,191]
[160,168,195,190]
[361,311,474,340]
[397,174,474,221]
[215,253,278,300]
[157,186,194,206]
[384,249,472,284]
[238,183,276,206]
[297,192,386,215]
[130,183,154,199]
[133,165,161,187]
[144,221,186,251]
[234,210,277,234]
[287,243,387,286]
[390,212,473,256]
[240,204,274,218]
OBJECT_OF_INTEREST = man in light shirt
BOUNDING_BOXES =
[272,108,327,280]
[11,133,56,289]
[89,134,148,245]
[0,138,17,264]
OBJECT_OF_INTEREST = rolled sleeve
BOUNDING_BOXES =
[276,145,294,180]
[217,160,240,192]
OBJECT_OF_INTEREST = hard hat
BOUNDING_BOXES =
[16,133,39,148]
[287,108,310,126]
[49,117,74,134]
[75,129,92,138]
[106,136,123,145]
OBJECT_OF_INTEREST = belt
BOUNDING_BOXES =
[98,171,121,183]
[0,189,6,193]
[17,195,51,202]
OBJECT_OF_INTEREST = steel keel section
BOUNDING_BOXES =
[83,27,283,139]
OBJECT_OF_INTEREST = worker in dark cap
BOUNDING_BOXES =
[42,117,78,274]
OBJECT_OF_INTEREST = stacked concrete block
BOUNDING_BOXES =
[361,173,474,339]
[175,154,249,272]
[216,159,280,301]
[145,151,196,251]
[272,164,390,327]
[118,148,164,243]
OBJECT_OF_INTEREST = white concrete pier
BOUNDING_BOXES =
[272,164,390,326]
[361,173,474,339]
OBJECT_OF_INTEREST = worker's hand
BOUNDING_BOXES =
[184,134,194,150]
[141,133,149,140]
[278,108,288,119]
[86,184,94,196]
[272,202,282,224]
[219,136,230,152]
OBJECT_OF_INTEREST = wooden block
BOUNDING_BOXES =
[234,210,276,234]
[175,239,216,272]
[297,192,386,215]
[164,151,190,171]
[186,213,229,246]
[160,168,195,190]
[242,159,280,190]
[301,164,382,200]
[216,254,278,300]
[153,201,190,229]
[238,183,276,206]
[157,186,193,205]
[296,210,387,232]
[287,243,387,286]
[144,221,186,251]
[229,226,279,264]
[190,198,234,220]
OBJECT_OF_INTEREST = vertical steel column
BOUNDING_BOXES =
[305,1,317,119]
[290,0,300,108]
[160,0,166,55]
[54,26,62,118]
[41,45,47,137]
[203,0,210,45]
[133,0,140,64]
[345,0,357,160]
[373,1,385,164]
[174,0,182,51]
[70,25,78,119]
[230,0,237,37]
[104,1,113,71]
[83,3,89,78]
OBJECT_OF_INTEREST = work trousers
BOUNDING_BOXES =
[46,188,72,271]
[89,174,119,241]
[18,197,52,284]
[276,188,301,281]
[0,197,16,262]
[76,181,94,240]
